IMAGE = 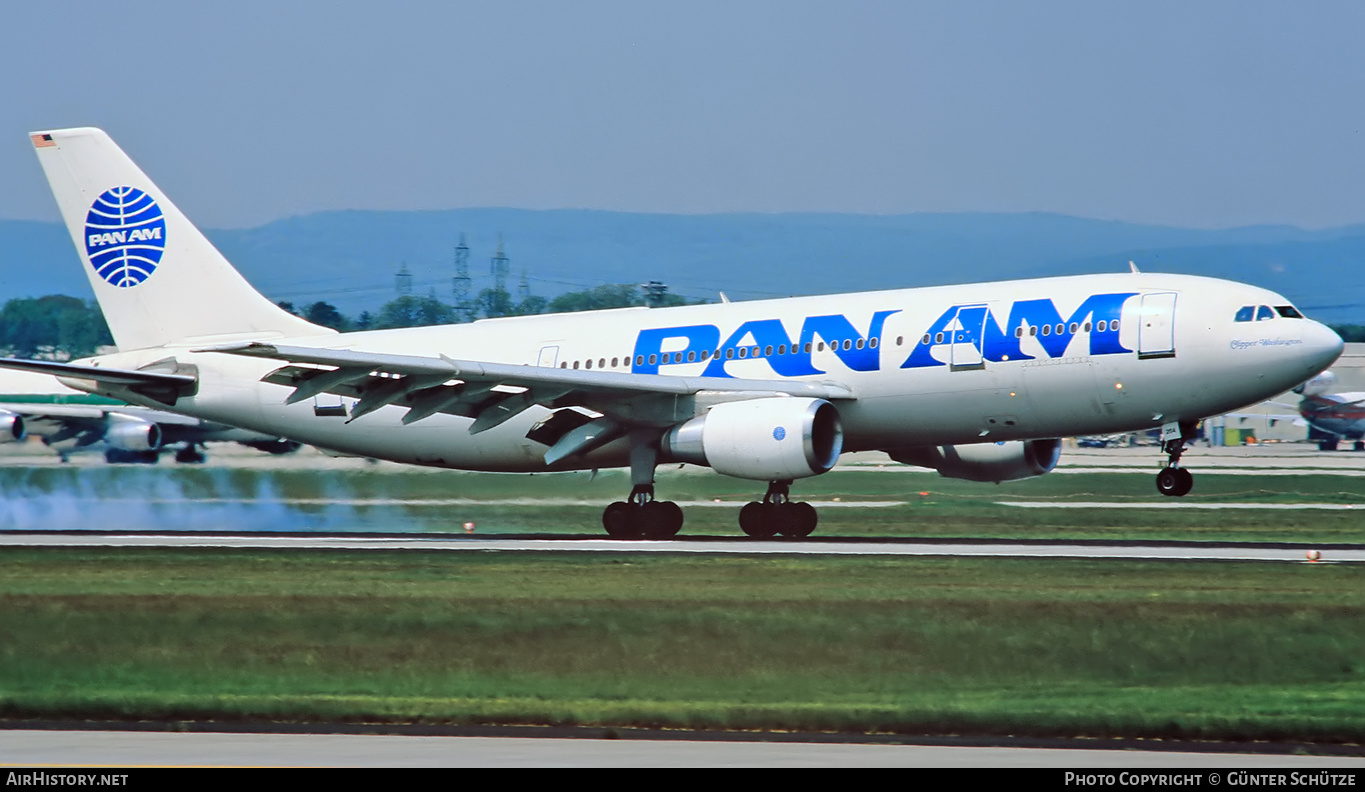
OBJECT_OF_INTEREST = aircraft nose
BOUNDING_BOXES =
[1303,321,1345,375]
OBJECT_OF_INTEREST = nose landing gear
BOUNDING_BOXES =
[1155,421,1198,497]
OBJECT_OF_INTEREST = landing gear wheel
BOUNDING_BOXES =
[104,449,160,464]
[1155,430,1196,497]
[740,480,820,539]
[174,446,206,464]
[776,501,818,538]
[603,501,636,538]
[739,502,778,539]
[602,497,685,539]
[658,500,684,538]
[639,500,683,539]
[1156,467,1194,497]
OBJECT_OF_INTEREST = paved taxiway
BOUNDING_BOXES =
[4,532,1360,563]
[6,730,1364,767]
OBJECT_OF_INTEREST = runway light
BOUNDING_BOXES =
[464,521,475,534]
[1306,549,1321,562]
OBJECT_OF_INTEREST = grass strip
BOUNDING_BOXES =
[2,548,1363,742]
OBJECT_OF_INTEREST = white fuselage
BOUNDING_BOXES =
[69,272,1343,473]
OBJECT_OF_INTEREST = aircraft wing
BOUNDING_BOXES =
[200,342,856,455]
[0,402,205,426]
[0,402,109,447]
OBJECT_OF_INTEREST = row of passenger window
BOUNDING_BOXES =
[559,318,1137,370]
[920,319,1119,346]
[559,337,891,370]
[552,302,1307,370]
[1234,304,1304,322]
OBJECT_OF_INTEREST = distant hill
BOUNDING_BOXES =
[3,209,1363,323]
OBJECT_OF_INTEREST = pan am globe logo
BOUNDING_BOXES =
[83,186,166,288]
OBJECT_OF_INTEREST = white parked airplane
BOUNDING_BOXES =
[0,367,301,463]
[2,128,1344,537]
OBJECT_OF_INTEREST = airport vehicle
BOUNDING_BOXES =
[1291,371,1365,451]
[1,128,1344,537]
[0,368,300,463]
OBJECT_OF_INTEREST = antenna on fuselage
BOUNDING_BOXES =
[1129,260,1141,273]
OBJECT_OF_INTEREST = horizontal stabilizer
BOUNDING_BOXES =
[0,357,196,388]
[0,357,197,406]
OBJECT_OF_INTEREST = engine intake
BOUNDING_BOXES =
[887,438,1062,483]
[0,410,25,443]
[663,397,843,480]
[105,414,163,453]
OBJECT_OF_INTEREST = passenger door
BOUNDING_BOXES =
[1137,292,1176,360]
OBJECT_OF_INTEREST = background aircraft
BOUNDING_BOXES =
[0,367,300,463]
[1291,371,1365,451]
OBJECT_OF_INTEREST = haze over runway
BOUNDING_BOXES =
[2,2,1364,231]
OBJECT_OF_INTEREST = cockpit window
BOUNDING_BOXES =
[1234,306,1254,322]
[1256,305,1275,321]
[1276,305,1304,319]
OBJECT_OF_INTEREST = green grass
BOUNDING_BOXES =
[4,465,1365,542]
[3,548,1364,742]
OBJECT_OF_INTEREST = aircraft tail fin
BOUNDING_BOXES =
[29,128,331,351]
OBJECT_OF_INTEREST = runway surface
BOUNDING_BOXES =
[4,531,1360,563]
[1000,501,1365,510]
[5,729,1363,768]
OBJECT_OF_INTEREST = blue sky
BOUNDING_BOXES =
[3,1,1364,229]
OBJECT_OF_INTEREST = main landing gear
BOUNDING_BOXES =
[602,485,684,540]
[739,480,818,539]
[598,431,821,540]
[601,429,684,539]
[174,444,207,464]
[1155,434,1194,497]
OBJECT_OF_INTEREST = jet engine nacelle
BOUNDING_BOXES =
[1294,370,1337,396]
[663,397,844,481]
[887,438,1062,483]
[105,414,163,452]
[0,410,26,443]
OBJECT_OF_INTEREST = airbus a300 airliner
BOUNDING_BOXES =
[2,128,1344,538]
